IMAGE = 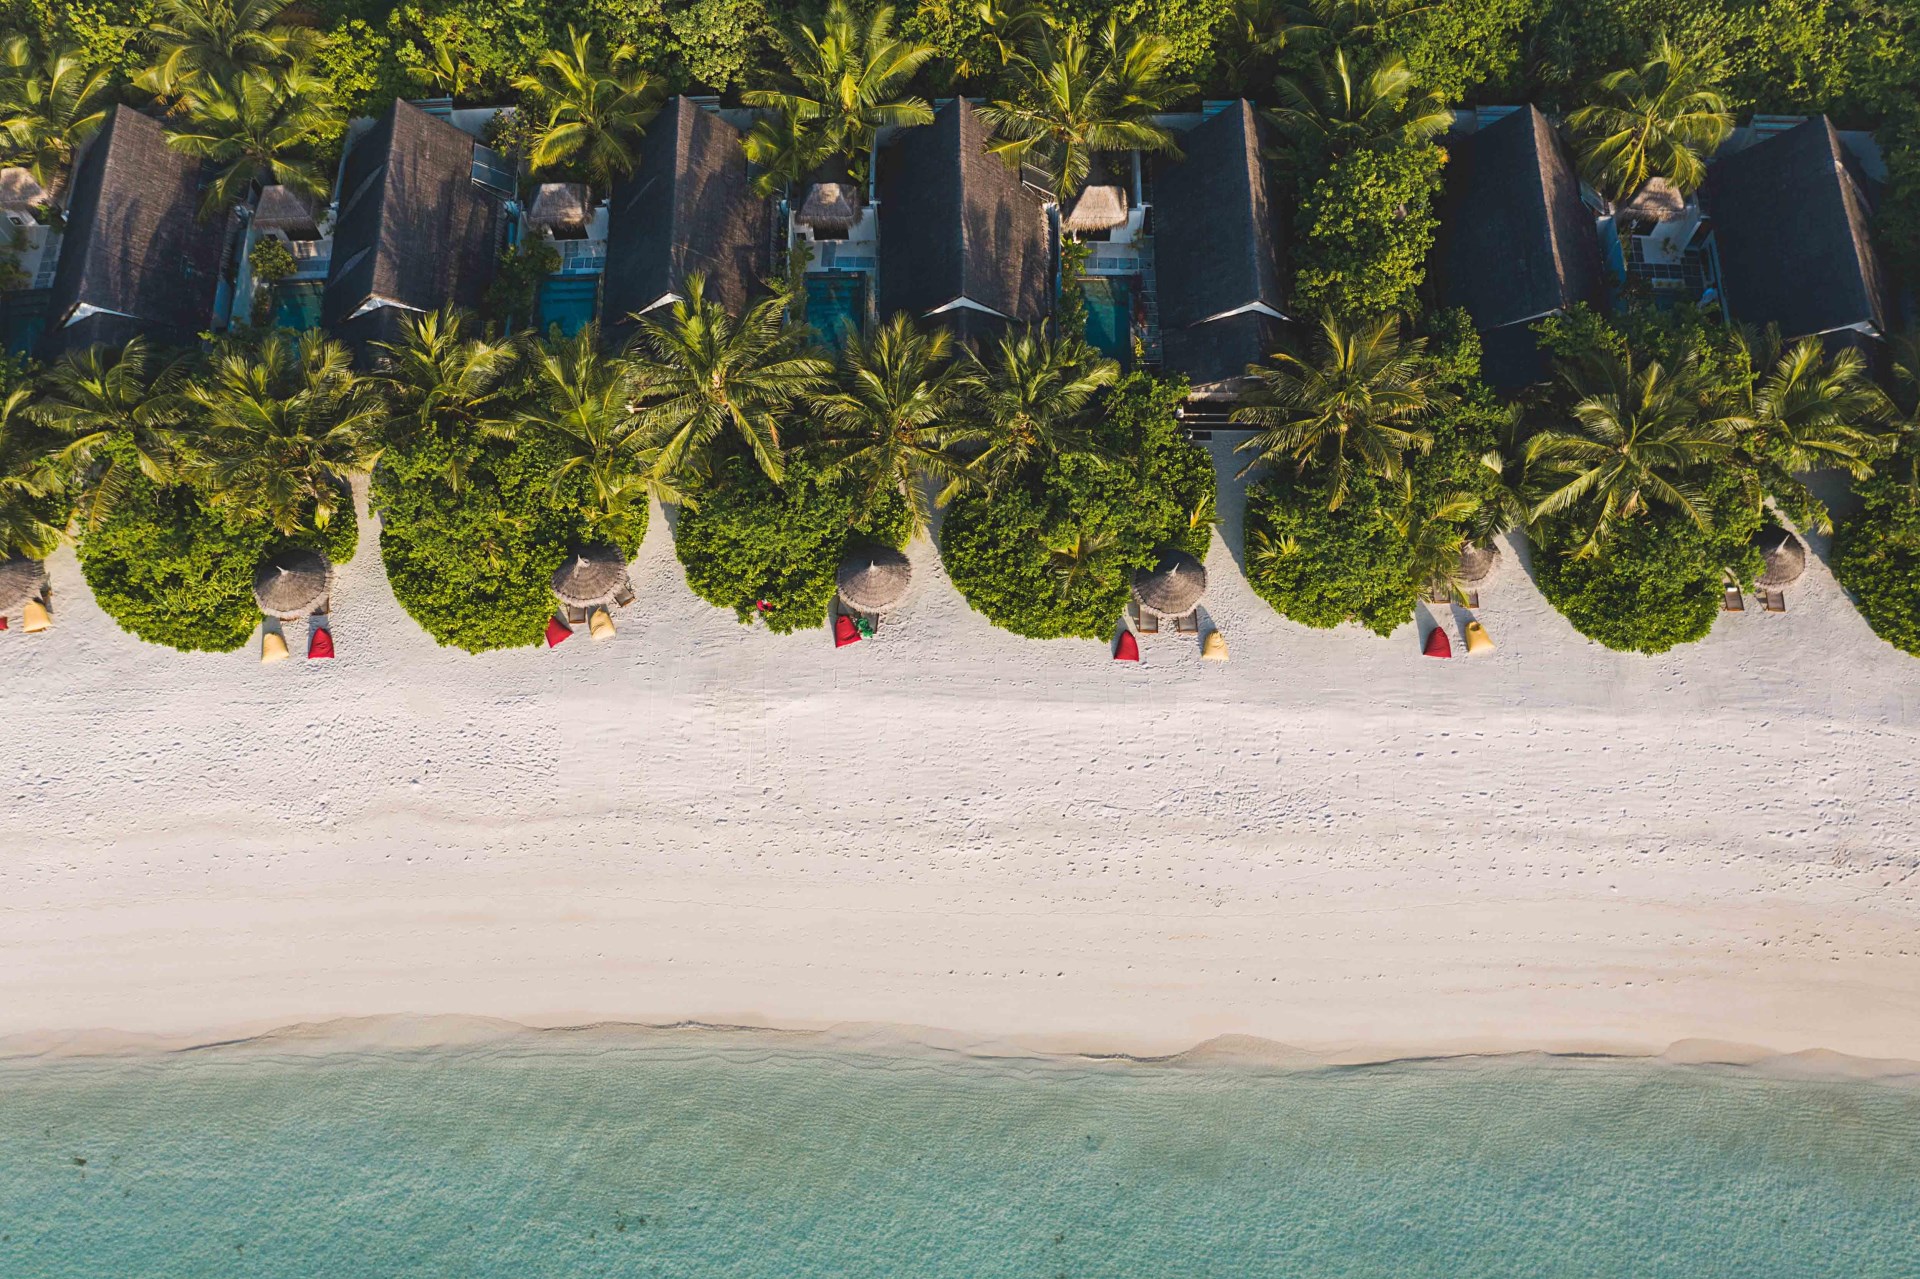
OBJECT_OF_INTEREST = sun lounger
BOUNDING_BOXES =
[564,604,588,625]
[1135,608,1159,635]
[613,585,635,608]
[1723,585,1744,611]
[1174,612,1200,634]
[1763,589,1787,613]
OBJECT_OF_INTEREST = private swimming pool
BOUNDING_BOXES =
[1082,275,1133,367]
[272,280,324,331]
[805,272,867,351]
[536,275,599,336]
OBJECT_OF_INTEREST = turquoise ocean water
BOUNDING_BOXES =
[2,1032,1917,1277]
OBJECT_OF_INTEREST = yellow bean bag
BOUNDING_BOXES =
[21,599,49,632]
[1201,629,1229,662]
[1464,619,1494,655]
[589,607,616,641]
[261,629,290,663]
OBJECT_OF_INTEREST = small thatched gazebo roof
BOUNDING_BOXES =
[1063,184,1128,233]
[0,556,46,613]
[253,184,320,237]
[0,166,44,211]
[1616,177,1686,224]
[797,182,864,234]
[252,547,333,620]
[1456,541,1502,588]
[551,544,630,610]
[528,182,593,236]
[1753,527,1807,589]
[837,544,911,613]
[1132,548,1207,618]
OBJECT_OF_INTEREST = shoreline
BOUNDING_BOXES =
[6,450,1920,1085]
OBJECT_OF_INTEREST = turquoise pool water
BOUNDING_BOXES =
[805,271,866,351]
[536,275,599,337]
[2,1033,1917,1277]
[271,281,324,332]
[1082,275,1132,366]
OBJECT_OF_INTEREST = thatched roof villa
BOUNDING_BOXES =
[1433,105,1606,389]
[320,100,509,353]
[1151,100,1289,398]
[603,96,771,328]
[876,97,1051,347]
[40,105,225,359]
[1705,116,1894,343]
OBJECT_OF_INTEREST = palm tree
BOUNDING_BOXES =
[0,385,66,560]
[948,330,1119,493]
[178,331,385,534]
[741,111,833,199]
[816,313,969,532]
[1229,0,1433,80]
[407,28,476,100]
[1525,345,1740,557]
[33,337,191,530]
[163,62,336,218]
[1875,333,1920,500]
[1736,332,1890,533]
[1567,34,1733,203]
[742,1,935,187]
[1045,523,1119,601]
[521,324,670,535]
[1232,315,1445,510]
[139,0,318,101]
[512,26,662,193]
[0,37,113,201]
[1384,470,1481,600]
[373,308,520,492]
[980,19,1194,201]
[624,272,833,484]
[1268,45,1451,163]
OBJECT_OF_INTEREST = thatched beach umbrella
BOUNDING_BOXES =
[1132,549,1207,618]
[551,544,630,610]
[797,182,864,235]
[1616,177,1686,224]
[1062,184,1128,234]
[0,556,46,614]
[252,547,333,620]
[528,182,593,237]
[1456,542,1502,589]
[1753,527,1807,589]
[837,545,912,613]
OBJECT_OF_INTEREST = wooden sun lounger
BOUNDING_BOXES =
[613,585,635,608]
[1763,589,1787,613]
[1174,612,1200,634]
[1136,609,1159,635]
[1723,585,1745,612]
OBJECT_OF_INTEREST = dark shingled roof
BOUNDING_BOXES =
[320,100,506,348]
[603,96,770,325]
[1706,116,1894,340]
[41,106,224,358]
[1151,101,1288,392]
[877,97,1050,327]
[1434,106,1603,346]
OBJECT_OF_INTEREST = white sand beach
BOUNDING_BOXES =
[4,442,1920,1065]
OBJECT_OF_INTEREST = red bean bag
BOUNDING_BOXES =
[1422,626,1452,658]
[545,616,573,648]
[1114,630,1140,662]
[833,613,862,647]
[308,627,335,659]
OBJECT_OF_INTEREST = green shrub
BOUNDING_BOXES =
[76,462,357,653]
[672,449,911,633]
[375,432,617,652]
[1530,470,1762,655]
[1832,469,1920,657]
[940,374,1213,639]
[248,238,298,285]
[1291,144,1445,325]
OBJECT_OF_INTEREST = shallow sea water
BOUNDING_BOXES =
[1,1034,1917,1277]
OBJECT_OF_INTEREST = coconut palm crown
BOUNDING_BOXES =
[947,329,1120,495]
[1268,45,1452,163]
[817,313,970,533]
[1566,34,1733,203]
[742,1,935,188]
[1232,314,1446,510]
[979,19,1194,201]
[0,37,114,200]
[373,308,521,492]
[0,385,66,560]
[518,323,666,539]
[139,0,319,101]
[32,337,191,531]
[623,272,835,485]
[513,26,663,193]
[162,61,337,218]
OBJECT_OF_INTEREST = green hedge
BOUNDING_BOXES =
[1832,469,1920,656]
[76,463,358,653]
[940,374,1214,639]
[376,433,621,652]
[672,450,911,633]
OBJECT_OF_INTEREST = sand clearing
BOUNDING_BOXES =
[3,442,1919,1063]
